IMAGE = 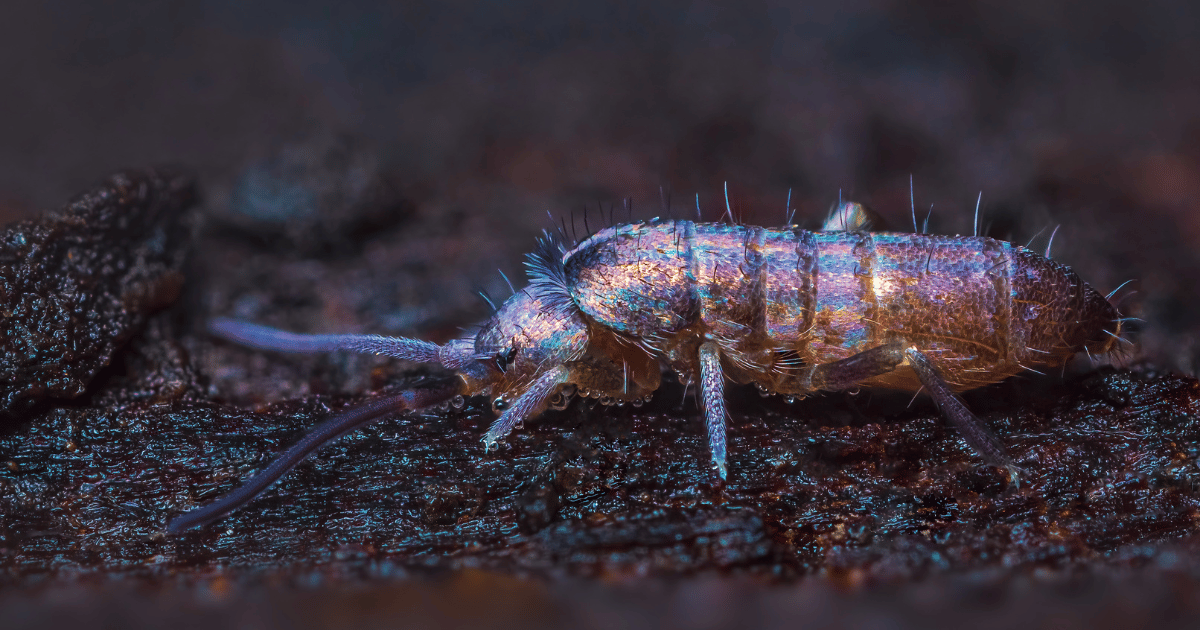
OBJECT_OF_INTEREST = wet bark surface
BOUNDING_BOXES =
[2,166,1200,629]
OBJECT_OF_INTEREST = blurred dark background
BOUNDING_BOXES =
[3,1,1200,627]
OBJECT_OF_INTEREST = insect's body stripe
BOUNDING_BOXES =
[692,223,764,344]
[759,227,809,347]
[795,228,818,351]
[810,232,875,361]
[858,232,878,352]
[746,226,769,347]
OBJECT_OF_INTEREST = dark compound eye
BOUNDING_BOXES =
[495,347,518,372]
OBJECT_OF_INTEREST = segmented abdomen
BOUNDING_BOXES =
[563,221,1098,392]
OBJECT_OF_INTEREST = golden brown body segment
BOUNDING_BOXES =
[560,219,1120,478]
[168,203,1123,532]
[566,222,1116,394]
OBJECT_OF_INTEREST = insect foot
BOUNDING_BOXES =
[170,209,1123,530]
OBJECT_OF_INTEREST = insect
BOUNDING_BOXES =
[166,201,1126,532]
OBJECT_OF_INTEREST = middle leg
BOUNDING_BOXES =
[698,341,728,480]
[699,341,907,481]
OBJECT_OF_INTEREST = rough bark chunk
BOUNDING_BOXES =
[0,169,195,418]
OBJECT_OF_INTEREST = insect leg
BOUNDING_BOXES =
[904,347,1020,483]
[482,366,570,451]
[698,341,728,480]
[166,381,459,533]
[806,342,907,391]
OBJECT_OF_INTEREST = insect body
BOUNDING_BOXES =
[167,206,1124,532]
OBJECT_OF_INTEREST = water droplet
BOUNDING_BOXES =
[548,390,573,411]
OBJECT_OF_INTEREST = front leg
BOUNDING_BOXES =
[482,367,571,451]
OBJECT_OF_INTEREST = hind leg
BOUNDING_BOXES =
[903,348,1019,481]
[795,342,1017,479]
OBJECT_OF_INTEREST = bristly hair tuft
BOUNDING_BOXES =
[525,230,578,318]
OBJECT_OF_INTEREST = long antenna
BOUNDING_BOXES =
[165,384,458,533]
